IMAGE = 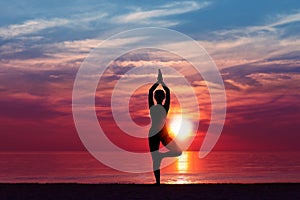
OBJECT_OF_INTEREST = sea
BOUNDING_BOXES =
[0,151,299,184]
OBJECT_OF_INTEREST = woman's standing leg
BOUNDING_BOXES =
[149,135,162,184]
[151,151,162,184]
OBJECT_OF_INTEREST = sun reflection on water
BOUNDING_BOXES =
[164,152,195,184]
[163,151,206,184]
[177,151,189,173]
[165,175,194,184]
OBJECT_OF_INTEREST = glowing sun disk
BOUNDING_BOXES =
[169,115,193,141]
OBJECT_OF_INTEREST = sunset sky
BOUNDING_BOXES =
[0,0,299,153]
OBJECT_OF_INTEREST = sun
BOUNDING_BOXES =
[168,115,193,141]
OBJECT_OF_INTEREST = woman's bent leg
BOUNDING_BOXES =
[161,137,182,158]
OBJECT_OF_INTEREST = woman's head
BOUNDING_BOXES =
[154,89,165,103]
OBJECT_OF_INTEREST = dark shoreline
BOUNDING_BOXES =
[1,183,299,200]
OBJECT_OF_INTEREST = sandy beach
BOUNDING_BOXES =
[0,183,299,200]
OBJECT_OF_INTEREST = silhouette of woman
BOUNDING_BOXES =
[148,69,182,185]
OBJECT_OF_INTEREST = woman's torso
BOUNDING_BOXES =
[149,104,167,137]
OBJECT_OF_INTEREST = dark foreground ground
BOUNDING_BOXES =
[0,183,299,200]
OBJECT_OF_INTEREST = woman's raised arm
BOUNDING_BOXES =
[162,82,170,112]
[148,82,159,109]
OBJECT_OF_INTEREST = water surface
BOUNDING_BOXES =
[0,151,299,184]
